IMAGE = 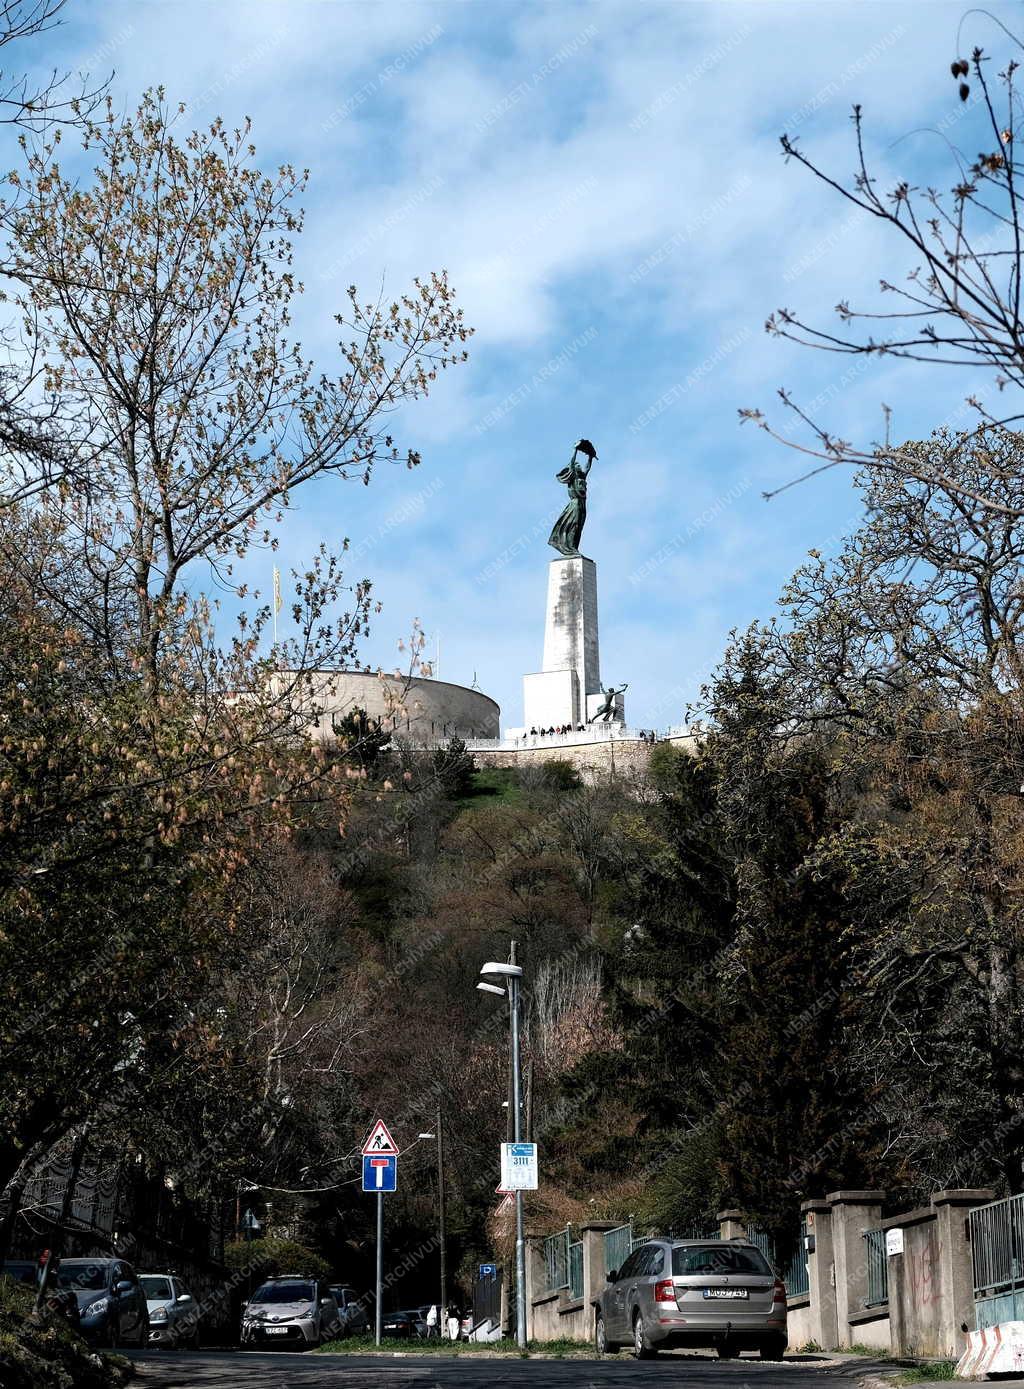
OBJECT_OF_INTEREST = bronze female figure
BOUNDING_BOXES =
[548,439,597,558]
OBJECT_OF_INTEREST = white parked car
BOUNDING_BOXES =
[241,1276,340,1349]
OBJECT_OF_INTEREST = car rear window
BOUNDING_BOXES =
[672,1245,771,1276]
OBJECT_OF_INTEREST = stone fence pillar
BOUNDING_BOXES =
[718,1209,746,1240]
[580,1222,616,1318]
[828,1189,885,1347]
[933,1189,993,1358]
[523,1231,545,1340]
[802,1197,838,1350]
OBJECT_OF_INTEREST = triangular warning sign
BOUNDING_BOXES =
[361,1119,400,1156]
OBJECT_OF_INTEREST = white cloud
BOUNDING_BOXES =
[16,0,1014,727]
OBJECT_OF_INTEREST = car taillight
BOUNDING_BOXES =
[654,1279,676,1303]
[772,1278,787,1302]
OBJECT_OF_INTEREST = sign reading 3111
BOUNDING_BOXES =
[500,1141,538,1190]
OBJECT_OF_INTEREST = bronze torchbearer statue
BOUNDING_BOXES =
[548,438,597,558]
[589,682,628,724]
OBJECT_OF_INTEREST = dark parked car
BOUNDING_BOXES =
[402,1308,428,1338]
[328,1284,368,1337]
[380,1309,418,1339]
[593,1239,788,1359]
[1,1260,80,1331]
[56,1258,149,1348]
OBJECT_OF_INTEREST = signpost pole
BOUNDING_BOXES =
[375,1188,384,1347]
[509,941,527,1351]
[360,1118,398,1350]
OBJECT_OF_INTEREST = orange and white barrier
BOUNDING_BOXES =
[957,1322,1024,1377]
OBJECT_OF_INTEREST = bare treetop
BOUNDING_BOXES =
[0,0,108,131]
[744,35,1024,517]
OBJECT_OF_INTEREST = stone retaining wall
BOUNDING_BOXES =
[473,732,694,783]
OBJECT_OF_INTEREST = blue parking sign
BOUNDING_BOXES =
[362,1154,397,1192]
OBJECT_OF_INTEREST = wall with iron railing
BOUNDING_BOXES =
[744,1222,809,1297]
[970,1192,1024,1327]
[601,1219,721,1274]
[568,1237,583,1300]
[464,726,659,753]
[543,1227,584,1299]
[532,1192,993,1353]
[863,1228,888,1307]
[745,1224,775,1266]
[543,1229,569,1292]
[602,1222,634,1277]
[783,1221,810,1297]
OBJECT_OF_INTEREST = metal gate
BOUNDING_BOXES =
[970,1193,1024,1328]
[473,1266,502,1328]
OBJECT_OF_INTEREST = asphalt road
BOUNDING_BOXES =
[125,1348,882,1389]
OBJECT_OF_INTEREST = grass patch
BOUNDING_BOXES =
[526,1339,594,1359]
[895,1361,957,1383]
[316,1334,594,1359]
[457,768,522,808]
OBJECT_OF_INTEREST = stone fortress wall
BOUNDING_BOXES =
[467,727,694,781]
[276,669,500,743]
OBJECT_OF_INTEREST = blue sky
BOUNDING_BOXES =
[24,0,1016,729]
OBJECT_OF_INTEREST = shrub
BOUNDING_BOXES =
[223,1236,330,1282]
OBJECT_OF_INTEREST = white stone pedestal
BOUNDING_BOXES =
[522,556,623,730]
[542,557,599,696]
[523,669,578,731]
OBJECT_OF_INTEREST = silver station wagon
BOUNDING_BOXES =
[593,1238,788,1359]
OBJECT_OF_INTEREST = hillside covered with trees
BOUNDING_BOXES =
[3,0,1024,1339]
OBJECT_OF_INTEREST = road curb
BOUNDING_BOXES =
[314,1350,598,1360]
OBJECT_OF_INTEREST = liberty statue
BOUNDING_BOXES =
[548,439,597,558]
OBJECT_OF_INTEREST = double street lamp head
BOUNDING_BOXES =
[479,961,523,979]
[476,981,506,996]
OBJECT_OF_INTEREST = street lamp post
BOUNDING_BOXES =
[436,1105,447,1319]
[478,944,527,1351]
[416,1119,447,1326]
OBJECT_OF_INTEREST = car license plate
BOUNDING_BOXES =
[704,1288,748,1299]
[265,1326,289,1334]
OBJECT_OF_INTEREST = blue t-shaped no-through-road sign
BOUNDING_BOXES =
[362,1154,397,1192]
